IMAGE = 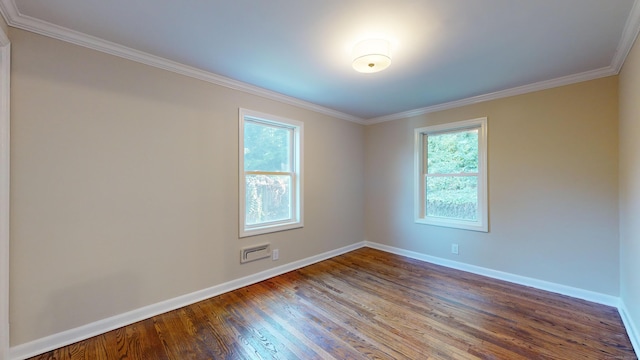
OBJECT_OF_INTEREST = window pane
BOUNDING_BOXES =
[245,174,292,225]
[244,121,291,172]
[427,129,478,174]
[426,176,478,220]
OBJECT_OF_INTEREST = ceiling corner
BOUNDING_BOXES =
[0,0,366,125]
[364,65,618,126]
[612,0,640,73]
[0,0,19,27]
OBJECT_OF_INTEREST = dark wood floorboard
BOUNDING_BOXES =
[28,247,637,359]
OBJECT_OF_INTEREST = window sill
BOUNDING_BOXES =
[240,222,304,238]
[415,217,488,232]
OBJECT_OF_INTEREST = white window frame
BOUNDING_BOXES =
[239,108,303,237]
[414,117,488,232]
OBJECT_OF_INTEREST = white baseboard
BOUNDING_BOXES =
[9,241,365,360]
[619,301,640,356]
[10,240,638,359]
[364,241,637,358]
[364,241,619,307]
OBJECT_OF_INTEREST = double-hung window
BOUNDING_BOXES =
[239,109,303,237]
[414,118,488,232]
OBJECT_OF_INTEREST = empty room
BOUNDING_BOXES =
[0,1,639,359]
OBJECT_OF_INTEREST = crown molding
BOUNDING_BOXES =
[612,0,640,73]
[366,0,640,125]
[0,0,365,125]
[365,66,617,124]
[1,0,639,125]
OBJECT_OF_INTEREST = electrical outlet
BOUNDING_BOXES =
[272,249,279,261]
[451,244,459,255]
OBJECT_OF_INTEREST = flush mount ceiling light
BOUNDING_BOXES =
[352,39,392,73]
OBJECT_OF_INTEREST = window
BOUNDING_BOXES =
[239,109,303,237]
[414,118,488,232]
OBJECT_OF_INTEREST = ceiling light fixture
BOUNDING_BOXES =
[352,39,391,73]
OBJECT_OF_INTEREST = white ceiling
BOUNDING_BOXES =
[1,0,639,123]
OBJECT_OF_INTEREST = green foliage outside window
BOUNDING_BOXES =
[426,129,479,220]
[244,120,292,225]
[244,121,290,172]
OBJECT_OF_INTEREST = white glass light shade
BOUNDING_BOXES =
[352,39,391,73]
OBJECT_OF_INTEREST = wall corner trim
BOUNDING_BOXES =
[619,301,640,357]
[0,26,10,360]
[612,0,640,73]
[8,241,366,360]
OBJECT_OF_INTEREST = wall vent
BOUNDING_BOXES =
[240,243,271,264]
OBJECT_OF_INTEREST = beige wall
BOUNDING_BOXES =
[8,18,634,349]
[9,28,365,345]
[1,11,9,360]
[365,77,620,295]
[619,34,640,339]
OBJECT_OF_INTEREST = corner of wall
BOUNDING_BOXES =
[618,12,640,359]
[619,300,640,356]
[0,22,10,360]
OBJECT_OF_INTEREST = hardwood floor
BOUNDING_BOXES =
[29,247,636,359]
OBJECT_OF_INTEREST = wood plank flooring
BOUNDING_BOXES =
[29,247,637,359]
